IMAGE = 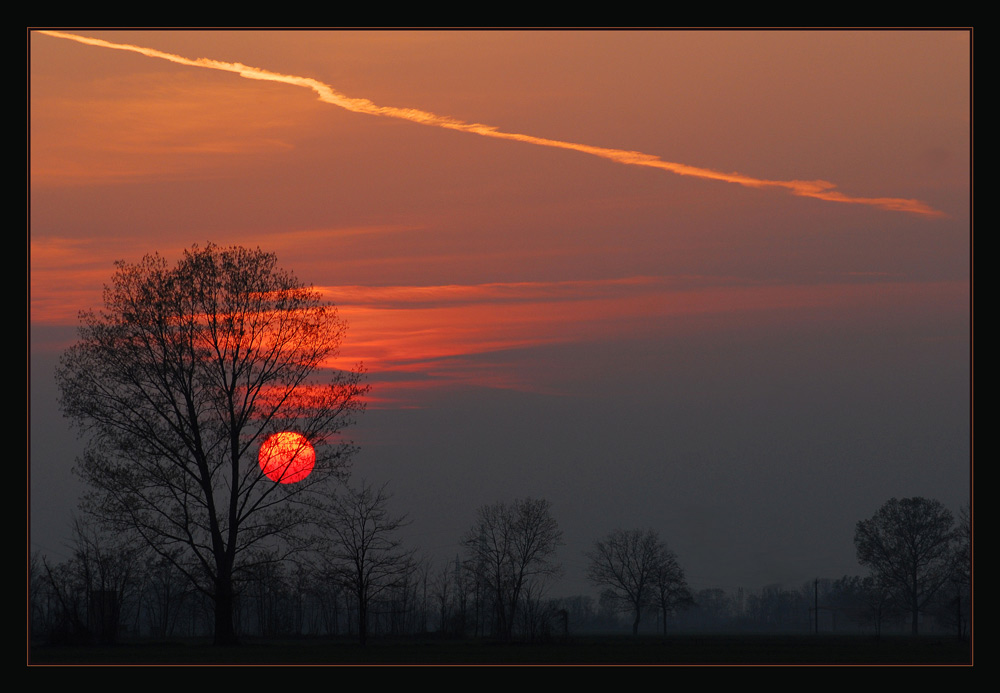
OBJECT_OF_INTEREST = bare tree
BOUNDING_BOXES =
[37,517,148,644]
[56,243,367,645]
[586,528,667,636]
[650,544,692,635]
[140,550,192,638]
[322,481,415,645]
[855,497,956,635]
[462,497,562,641]
[943,504,971,639]
[431,559,453,634]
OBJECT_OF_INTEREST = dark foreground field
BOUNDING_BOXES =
[30,634,972,666]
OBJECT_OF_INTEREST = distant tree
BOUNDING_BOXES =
[243,551,295,637]
[29,553,48,639]
[431,557,457,634]
[549,594,621,634]
[651,545,693,635]
[826,575,865,632]
[743,584,809,631]
[860,575,906,637]
[688,588,733,630]
[586,528,688,636]
[854,497,956,635]
[39,555,88,643]
[450,553,476,636]
[517,577,556,642]
[462,497,562,640]
[322,481,415,645]
[940,504,971,639]
[140,550,192,638]
[38,517,148,644]
[825,575,902,636]
[56,243,367,645]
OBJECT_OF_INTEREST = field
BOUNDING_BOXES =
[29,634,972,666]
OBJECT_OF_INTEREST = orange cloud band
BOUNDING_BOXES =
[324,277,968,404]
[38,31,942,217]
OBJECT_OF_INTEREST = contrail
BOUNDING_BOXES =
[38,31,942,217]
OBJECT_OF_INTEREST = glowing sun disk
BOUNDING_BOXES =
[258,431,315,484]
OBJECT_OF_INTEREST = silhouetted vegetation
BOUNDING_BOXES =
[855,497,960,635]
[460,497,563,641]
[586,528,691,636]
[54,244,367,645]
[320,481,416,645]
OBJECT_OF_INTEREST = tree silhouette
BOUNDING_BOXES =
[650,543,693,635]
[38,517,148,644]
[57,243,367,645]
[321,481,415,645]
[944,504,971,639]
[854,497,956,636]
[586,528,687,636]
[462,497,562,640]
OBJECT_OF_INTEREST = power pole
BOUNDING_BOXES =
[814,578,819,635]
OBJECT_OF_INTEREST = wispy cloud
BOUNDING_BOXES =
[324,277,968,404]
[39,31,943,217]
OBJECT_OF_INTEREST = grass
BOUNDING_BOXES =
[29,633,972,666]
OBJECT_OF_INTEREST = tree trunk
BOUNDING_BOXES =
[632,609,640,636]
[955,586,963,640]
[358,588,369,646]
[214,576,239,646]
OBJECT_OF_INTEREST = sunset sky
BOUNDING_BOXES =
[29,30,970,594]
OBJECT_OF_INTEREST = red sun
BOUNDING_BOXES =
[258,432,316,484]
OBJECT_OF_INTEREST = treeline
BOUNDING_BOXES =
[30,494,971,645]
[668,577,968,636]
[32,536,432,643]
[32,549,968,645]
[30,519,573,643]
[29,495,561,644]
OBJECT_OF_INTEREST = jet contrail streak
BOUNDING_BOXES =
[39,31,942,217]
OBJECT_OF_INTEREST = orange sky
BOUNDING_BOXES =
[29,30,971,592]
[30,30,969,397]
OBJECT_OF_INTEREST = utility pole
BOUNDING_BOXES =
[814,578,819,635]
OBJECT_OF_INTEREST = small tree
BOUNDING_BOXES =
[37,518,147,644]
[322,481,415,645]
[651,545,692,635]
[941,504,971,639]
[462,497,562,640]
[140,550,192,638]
[586,528,687,636]
[854,497,956,635]
[57,243,367,644]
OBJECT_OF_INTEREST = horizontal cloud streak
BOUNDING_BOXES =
[39,31,942,217]
[324,277,968,404]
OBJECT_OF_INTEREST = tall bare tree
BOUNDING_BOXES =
[322,481,415,645]
[462,497,562,640]
[854,497,956,635]
[57,243,367,644]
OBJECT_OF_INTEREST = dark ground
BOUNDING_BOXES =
[29,634,972,666]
